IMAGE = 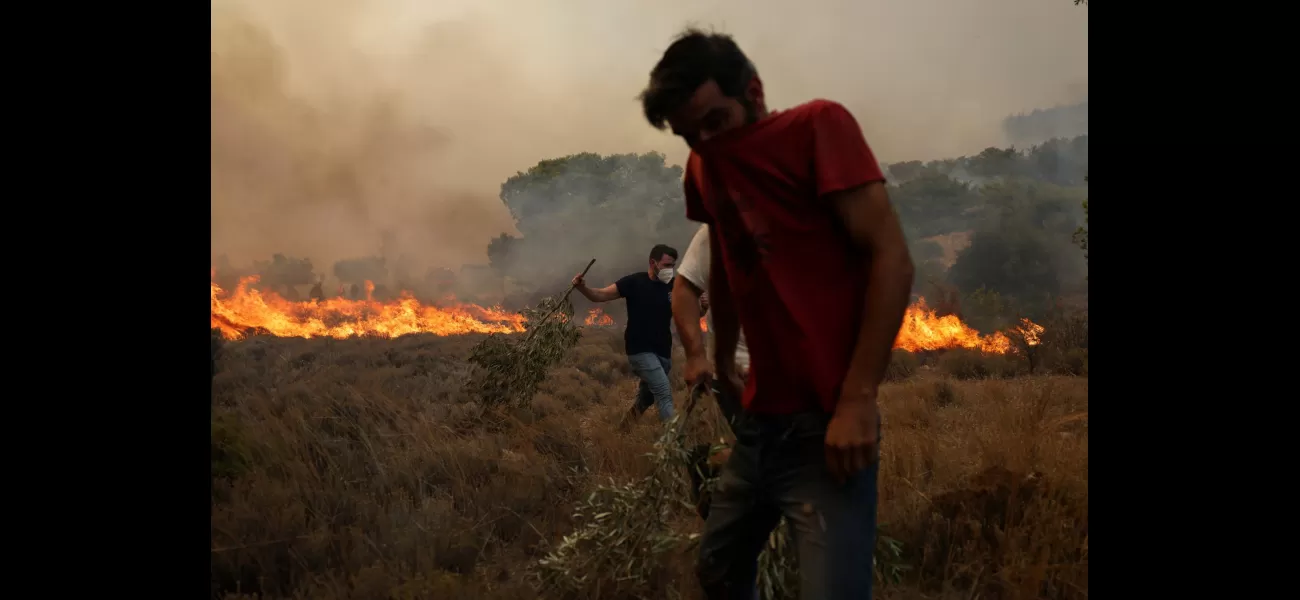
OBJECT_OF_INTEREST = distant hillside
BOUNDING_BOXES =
[884,135,1088,195]
[1002,101,1088,147]
[883,134,1089,305]
[883,134,1088,242]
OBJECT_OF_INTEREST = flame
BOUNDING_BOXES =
[584,307,615,327]
[1013,318,1044,347]
[212,276,526,340]
[212,277,1042,353]
[688,299,1032,355]
[893,298,1041,354]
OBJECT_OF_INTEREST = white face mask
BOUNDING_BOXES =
[657,267,675,283]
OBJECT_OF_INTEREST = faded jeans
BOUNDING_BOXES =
[627,352,675,422]
[697,410,881,600]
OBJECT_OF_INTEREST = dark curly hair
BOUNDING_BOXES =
[639,28,757,130]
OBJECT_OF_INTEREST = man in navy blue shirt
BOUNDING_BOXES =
[573,244,679,423]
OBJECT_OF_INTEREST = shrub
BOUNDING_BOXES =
[886,350,921,382]
[467,295,582,406]
[937,349,1022,380]
[1044,347,1088,376]
[931,380,959,408]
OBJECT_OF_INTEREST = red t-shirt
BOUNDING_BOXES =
[684,99,885,415]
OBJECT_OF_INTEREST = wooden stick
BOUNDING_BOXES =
[522,258,596,344]
[558,258,597,307]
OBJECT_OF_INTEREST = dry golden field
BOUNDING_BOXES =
[211,327,1086,600]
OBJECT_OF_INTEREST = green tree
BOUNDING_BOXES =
[962,287,1018,333]
[1025,136,1089,186]
[490,152,696,293]
[968,146,1025,179]
[487,233,520,276]
[908,239,948,294]
[947,179,1087,316]
[888,135,1088,190]
[949,226,1060,310]
[886,160,925,183]
[891,172,979,239]
[978,178,1086,239]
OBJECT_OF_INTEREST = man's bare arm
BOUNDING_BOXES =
[672,276,707,361]
[573,280,621,303]
[709,230,741,377]
[829,181,915,397]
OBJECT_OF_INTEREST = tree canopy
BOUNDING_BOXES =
[488,152,696,296]
[887,135,1089,322]
[483,134,1088,324]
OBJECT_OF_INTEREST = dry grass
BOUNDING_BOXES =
[211,328,1087,600]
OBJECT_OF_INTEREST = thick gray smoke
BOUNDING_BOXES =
[211,0,1088,284]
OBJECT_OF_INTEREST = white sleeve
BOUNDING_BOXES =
[675,224,710,290]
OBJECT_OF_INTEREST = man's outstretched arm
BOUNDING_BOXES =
[572,273,621,303]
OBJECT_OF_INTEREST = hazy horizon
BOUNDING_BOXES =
[212,0,1088,272]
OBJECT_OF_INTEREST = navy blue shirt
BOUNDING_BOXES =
[615,272,674,358]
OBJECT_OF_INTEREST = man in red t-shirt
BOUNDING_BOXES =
[640,29,915,600]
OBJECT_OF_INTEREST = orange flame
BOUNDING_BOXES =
[893,298,1040,354]
[211,276,526,340]
[584,307,615,327]
[1013,318,1044,347]
[689,299,1030,355]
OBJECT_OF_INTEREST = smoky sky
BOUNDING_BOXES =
[211,0,1088,275]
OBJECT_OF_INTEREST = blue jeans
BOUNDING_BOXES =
[627,352,675,422]
[697,411,880,600]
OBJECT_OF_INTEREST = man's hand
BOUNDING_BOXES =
[685,352,712,388]
[571,273,587,288]
[699,292,710,312]
[824,387,880,484]
[716,367,745,409]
